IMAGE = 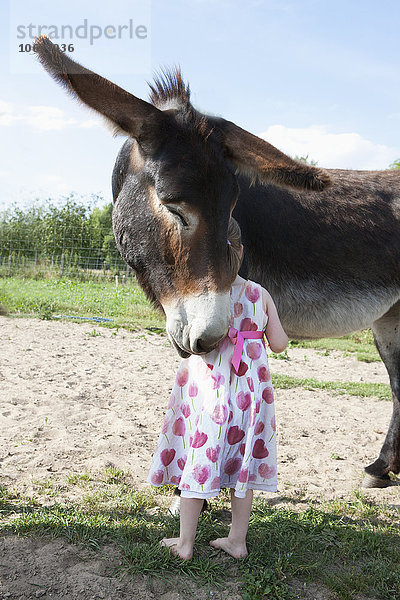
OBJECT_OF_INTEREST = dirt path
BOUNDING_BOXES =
[0,317,398,599]
[0,317,395,501]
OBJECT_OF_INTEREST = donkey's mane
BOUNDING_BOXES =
[149,67,191,108]
[148,68,211,139]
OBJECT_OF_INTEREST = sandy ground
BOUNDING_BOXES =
[0,316,399,600]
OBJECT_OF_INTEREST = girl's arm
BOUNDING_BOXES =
[262,289,289,353]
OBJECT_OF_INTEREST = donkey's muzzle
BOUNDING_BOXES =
[163,291,231,356]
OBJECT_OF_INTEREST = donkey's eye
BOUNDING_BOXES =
[166,206,188,228]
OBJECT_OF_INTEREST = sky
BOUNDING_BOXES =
[1,0,400,211]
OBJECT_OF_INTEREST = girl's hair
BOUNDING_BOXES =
[227,217,243,282]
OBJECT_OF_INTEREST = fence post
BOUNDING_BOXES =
[60,252,65,277]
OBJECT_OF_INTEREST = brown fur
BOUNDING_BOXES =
[33,35,162,138]
[217,119,332,191]
[129,140,145,173]
[148,186,221,297]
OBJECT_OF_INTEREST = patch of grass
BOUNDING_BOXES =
[1,476,399,600]
[270,349,291,361]
[290,330,380,363]
[87,327,102,337]
[272,373,391,401]
[65,472,92,486]
[0,276,164,331]
[30,478,66,498]
[103,466,126,485]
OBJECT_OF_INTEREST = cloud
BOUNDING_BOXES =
[0,101,18,126]
[0,101,101,131]
[258,124,399,170]
[25,106,77,131]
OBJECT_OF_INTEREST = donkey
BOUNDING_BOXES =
[34,36,400,488]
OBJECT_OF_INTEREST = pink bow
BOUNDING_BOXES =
[228,326,265,374]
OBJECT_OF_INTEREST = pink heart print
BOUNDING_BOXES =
[172,417,186,437]
[237,361,248,376]
[262,387,274,404]
[210,404,228,425]
[254,420,265,435]
[151,470,164,485]
[224,457,242,476]
[236,391,251,412]
[211,372,225,389]
[252,439,269,459]
[177,456,187,471]
[181,402,191,418]
[160,449,176,467]
[240,318,257,332]
[257,365,271,382]
[206,445,221,463]
[193,464,211,485]
[258,463,276,479]
[238,468,249,483]
[211,476,220,488]
[189,381,198,397]
[176,367,189,387]
[227,425,245,445]
[246,342,262,361]
[245,284,260,304]
[234,302,243,317]
[191,430,208,448]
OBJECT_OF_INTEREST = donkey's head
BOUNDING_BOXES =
[34,36,331,357]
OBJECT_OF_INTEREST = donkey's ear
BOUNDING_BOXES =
[215,118,331,192]
[33,36,163,138]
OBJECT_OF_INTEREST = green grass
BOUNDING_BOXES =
[0,275,164,330]
[289,329,380,363]
[272,374,391,401]
[1,473,399,600]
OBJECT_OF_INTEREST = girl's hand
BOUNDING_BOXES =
[262,289,288,353]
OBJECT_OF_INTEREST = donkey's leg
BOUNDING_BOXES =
[363,301,400,488]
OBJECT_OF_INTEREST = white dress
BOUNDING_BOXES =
[147,280,277,498]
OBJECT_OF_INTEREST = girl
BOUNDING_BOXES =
[147,218,288,560]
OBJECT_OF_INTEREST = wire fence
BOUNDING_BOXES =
[0,223,130,281]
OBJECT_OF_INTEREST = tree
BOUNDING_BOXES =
[1,196,121,274]
[389,159,400,169]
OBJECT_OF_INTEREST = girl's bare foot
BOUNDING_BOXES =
[160,537,193,560]
[209,537,248,558]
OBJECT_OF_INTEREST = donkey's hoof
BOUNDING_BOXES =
[362,473,391,488]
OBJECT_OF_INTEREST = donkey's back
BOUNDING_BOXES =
[235,168,400,339]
